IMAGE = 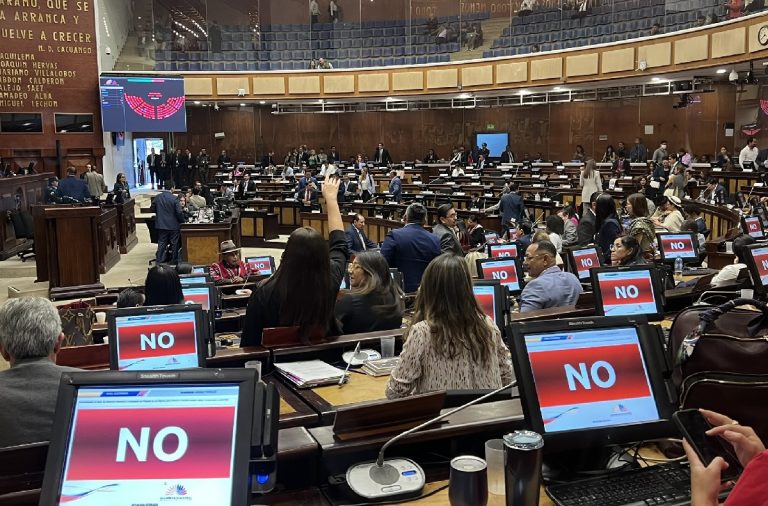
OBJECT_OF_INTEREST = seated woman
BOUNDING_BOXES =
[144,264,184,306]
[210,240,251,285]
[385,254,514,399]
[625,193,657,259]
[610,235,646,266]
[241,176,348,347]
[335,251,404,335]
[545,215,564,253]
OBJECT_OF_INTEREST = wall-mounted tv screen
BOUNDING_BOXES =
[475,132,509,158]
[99,76,187,132]
[55,114,94,133]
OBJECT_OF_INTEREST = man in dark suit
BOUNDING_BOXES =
[499,186,526,232]
[217,150,231,167]
[172,148,185,189]
[576,191,600,246]
[500,146,516,164]
[389,170,402,203]
[346,214,377,253]
[260,150,276,169]
[151,189,185,265]
[432,204,464,256]
[157,149,170,189]
[373,143,392,166]
[146,148,159,189]
[469,193,486,210]
[381,203,441,293]
[235,173,257,198]
[299,182,319,209]
[338,175,357,203]
[57,167,90,203]
[479,143,490,158]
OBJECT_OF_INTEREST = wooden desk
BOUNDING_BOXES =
[105,197,138,254]
[205,344,269,367]
[181,209,240,265]
[306,374,390,416]
[240,207,280,245]
[413,481,553,505]
[0,172,50,260]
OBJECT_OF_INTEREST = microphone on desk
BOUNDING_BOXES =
[345,380,517,501]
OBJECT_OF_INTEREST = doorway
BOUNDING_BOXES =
[134,137,164,187]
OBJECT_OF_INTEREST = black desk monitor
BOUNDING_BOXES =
[472,280,507,331]
[656,232,699,264]
[192,265,211,275]
[488,242,519,259]
[742,243,768,295]
[507,316,675,452]
[476,257,525,296]
[180,274,212,285]
[107,305,208,371]
[245,255,276,276]
[741,215,765,240]
[484,231,500,245]
[565,246,603,281]
[591,266,664,321]
[389,268,404,291]
[39,369,255,506]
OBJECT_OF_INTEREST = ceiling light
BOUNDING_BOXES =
[194,100,200,105]
[518,89,531,95]
[240,103,246,107]
[385,97,395,101]
[259,100,266,105]
[716,68,727,74]
[457,92,472,99]
[651,77,661,82]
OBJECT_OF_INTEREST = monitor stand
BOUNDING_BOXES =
[542,446,641,482]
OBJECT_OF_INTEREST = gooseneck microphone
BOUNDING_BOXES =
[346,380,517,501]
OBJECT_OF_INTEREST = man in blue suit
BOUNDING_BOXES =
[151,189,185,265]
[57,167,90,203]
[499,186,526,232]
[346,214,377,253]
[381,203,441,293]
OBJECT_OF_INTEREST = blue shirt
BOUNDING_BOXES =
[519,266,583,312]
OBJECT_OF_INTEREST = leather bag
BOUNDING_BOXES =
[668,298,768,441]
[57,300,96,347]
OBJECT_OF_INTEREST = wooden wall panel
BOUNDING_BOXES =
[393,72,425,91]
[323,75,356,94]
[531,58,562,81]
[427,69,459,89]
[674,35,709,64]
[638,42,672,68]
[288,76,321,94]
[252,77,286,95]
[566,54,599,78]
[185,78,214,95]
[171,85,735,167]
[358,74,390,92]
[602,48,635,74]
[461,66,493,87]
[217,77,251,95]
[496,62,528,83]
[711,27,746,58]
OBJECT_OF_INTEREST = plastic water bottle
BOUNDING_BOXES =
[674,257,683,278]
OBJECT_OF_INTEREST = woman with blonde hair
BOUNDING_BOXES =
[385,254,514,398]
[579,159,602,214]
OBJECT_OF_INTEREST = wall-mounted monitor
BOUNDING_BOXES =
[54,113,95,133]
[474,132,509,158]
[100,76,187,132]
[0,113,43,133]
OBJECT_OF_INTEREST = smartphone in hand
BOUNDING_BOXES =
[673,409,743,481]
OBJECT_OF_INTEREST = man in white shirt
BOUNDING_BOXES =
[309,0,320,24]
[739,137,759,169]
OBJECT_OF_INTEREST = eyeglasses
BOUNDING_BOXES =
[348,263,362,272]
[523,253,546,262]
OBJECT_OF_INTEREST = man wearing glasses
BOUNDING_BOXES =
[519,240,582,312]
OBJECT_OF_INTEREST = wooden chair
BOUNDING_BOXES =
[0,442,47,505]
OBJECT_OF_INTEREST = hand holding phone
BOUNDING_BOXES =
[673,409,743,482]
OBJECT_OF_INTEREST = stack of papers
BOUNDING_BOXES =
[361,357,400,377]
[274,360,345,388]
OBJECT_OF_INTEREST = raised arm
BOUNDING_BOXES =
[322,175,343,233]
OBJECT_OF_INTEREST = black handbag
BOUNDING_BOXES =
[668,298,768,441]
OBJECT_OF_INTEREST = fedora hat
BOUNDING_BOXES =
[219,240,240,255]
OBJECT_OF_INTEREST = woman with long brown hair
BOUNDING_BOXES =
[241,176,348,346]
[625,192,657,258]
[385,254,514,398]
[335,251,404,334]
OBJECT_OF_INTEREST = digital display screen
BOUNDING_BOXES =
[113,312,201,371]
[476,133,509,157]
[659,234,697,260]
[180,277,208,286]
[182,286,211,311]
[572,248,601,280]
[750,246,768,287]
[484,232,500,245]
[245,256,274,276]
[480,260,521,291]
[596,270,658,317]
[489,243,518,258]
[100,77,187,132]
[744,216,764,239]
[58,384,239,505]
[524,326,660,433]
[473,285,497,322]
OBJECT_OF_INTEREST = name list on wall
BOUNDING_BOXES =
[0,0,98,110]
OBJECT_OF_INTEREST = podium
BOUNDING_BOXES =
[32,205,121,289]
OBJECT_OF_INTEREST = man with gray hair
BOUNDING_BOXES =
[381,203,441,292]
[0,297,80,448]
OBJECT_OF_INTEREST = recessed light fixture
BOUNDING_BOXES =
[457,92,472,99]
[194,100,200,105]
[716,68,727,74]
[518,89,531,95]
[385,97,394,101]
[651,77,662,82]
[259,100,266,105]
[240,103,246,107]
